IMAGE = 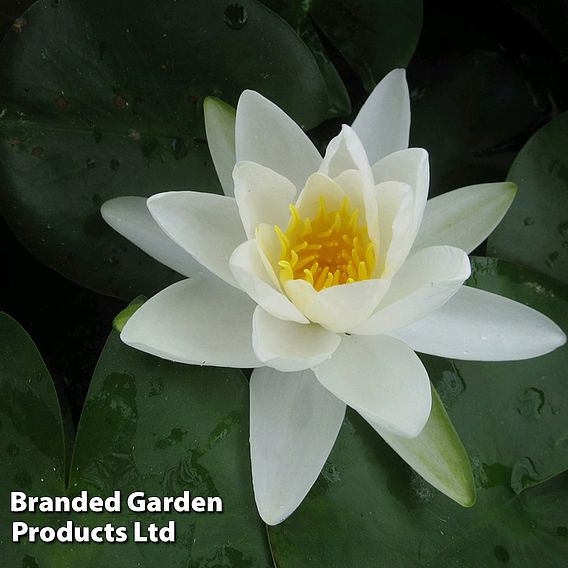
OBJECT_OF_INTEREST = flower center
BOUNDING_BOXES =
[274,195,375,291]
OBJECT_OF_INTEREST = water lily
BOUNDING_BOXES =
[101,70,566,525]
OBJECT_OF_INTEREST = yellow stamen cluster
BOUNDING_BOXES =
[274,195,375,291]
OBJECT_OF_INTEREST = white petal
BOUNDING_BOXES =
[252,307,341,372]
[319,127,379,248]
[147,191,245,288]
[353,246,471,335]
[285,278,390,333]
[121,277,261,367]
[366,385,476,507]
[332,169,367,217]
[315,334,432,437]
[413,182,518,254]
[375,181,414,277]
[233,161,297,238]
[101,196,205,278]
[319,124,374,185]
[230,240,308,323]
[351,68,411,163]
[372,147,430,244]
[391,285,567,360]
[255,223,283,290]
[295,172,346,218]
[235,90,321,190]
[250,367,346,525]
[204,97,236,197]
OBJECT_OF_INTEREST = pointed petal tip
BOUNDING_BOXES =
[146,191,168,208]
[392,67,406,77]
[204,94,236,113]
[505,181,518,194]
[203,95,215,107]
[459,488,477,508]
[237,88,265,107]
[498,181,518,204]
[553,326,567,349]
[99,197,119,222]
[100,195,142,223]
[381,68,407,81]
[256,504,291,526]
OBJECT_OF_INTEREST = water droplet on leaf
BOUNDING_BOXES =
[494,545,510,563]
[510,456,538,493]
[516,387,545,420]
[224,4,248,30]
[170,137,188,160]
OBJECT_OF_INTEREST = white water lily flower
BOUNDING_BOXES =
[102,69,566,525]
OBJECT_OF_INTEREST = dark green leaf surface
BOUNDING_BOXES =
[0,311,66,495]
[258,1,350,117]
[262,0,423,97]
[409,50,543,197]
[0,312,67,564]
[264,0,423,92]
[488,112,568,286]
[0,315,271,567]
[268,258,568,567]
[0,0,332,300]
[310,0,423,91]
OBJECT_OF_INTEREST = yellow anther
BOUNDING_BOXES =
[315,266,330,291]
[290,249,299,268]
[315,195,327,221]
[316,228,333,238]
[301,217,312,237]
[352,247,361,265]
[295,255,317,271]
[347,261,357,280]
[331,213,342,233]
[288,204,301,231]
[273,191,376,291]
[349,209,359,230]
[274,225,290,249]
[278,260,294,281]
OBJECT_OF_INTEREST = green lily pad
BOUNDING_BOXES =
[263,0,423,92]
[488,112,568,286]
[310,0,423,92]
[268,257,568,566]
[409,50,543,196]
[0,0,333,300]
[258,1,350,117]
[0,312,272,567]
[0,311,66,496]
